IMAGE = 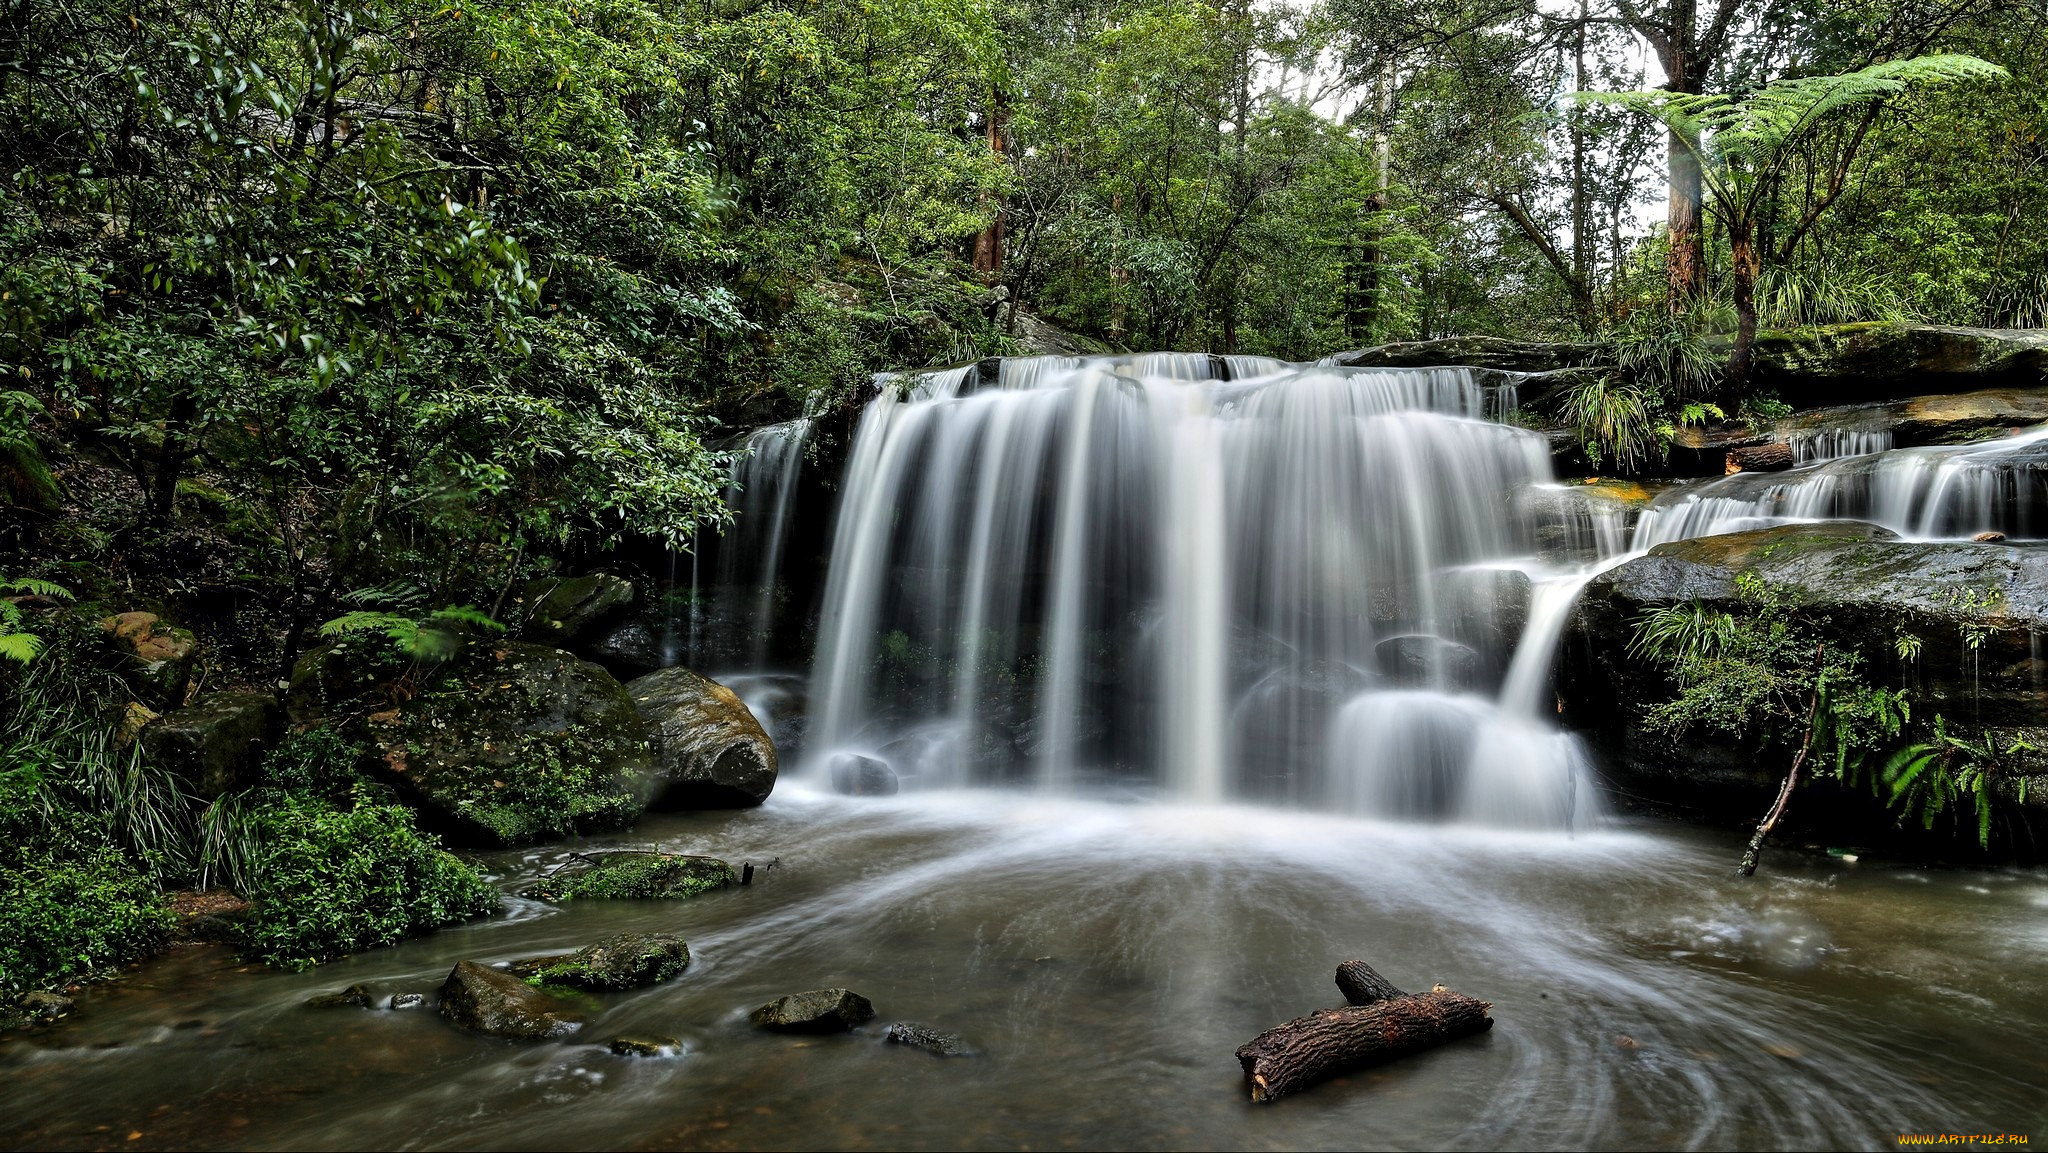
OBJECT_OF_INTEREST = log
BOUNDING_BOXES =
[1236,962,1493,1103]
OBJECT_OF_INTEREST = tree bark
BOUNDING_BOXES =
[971,91,1007,285]
[1728,218,1761,393]
[1236,962,1494,1103]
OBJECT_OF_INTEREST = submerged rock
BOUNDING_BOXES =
[291,640,654,846]
[522,574,637,647]
[142,690,279,798]
[437,961,579,1039]
[2,991,75,1032]
[884,1021,972,1057]
[388,993,427,1010]
[751,988,876,1034]
[626,666,779,807]
[830,753,898,797]
[528,852,737,901]
[510,933,691,991]
[608,1035,681,1058]
[306,984,374,1009]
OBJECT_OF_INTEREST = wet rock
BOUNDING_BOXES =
[2,991,75,1032]
[522,574,637,648]
[510,933,691,991]
[142,690,280,798]
[1565,523,2048,826]
[585,616,665,680]
[99,611,197,705]
[1332,336,1594,374]
[608,1035,680,1057]
[626,666,778,808]
[884,1022,972,1057]
[389,993,428,1010]
[1373,635,1480,688]
[437,961,579,1039]
[830,753,898,797]
[528,852,737,901]
[291,640,654,846]
[751,988,876,1034]
[306,984,374,1009]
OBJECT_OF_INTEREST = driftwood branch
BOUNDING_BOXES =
[1236,961,1494,1103]
[1738,643,1827,877]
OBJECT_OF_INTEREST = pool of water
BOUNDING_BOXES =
[5,790,2045,1150]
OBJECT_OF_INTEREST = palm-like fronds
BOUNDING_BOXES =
[1577,56,2007,210]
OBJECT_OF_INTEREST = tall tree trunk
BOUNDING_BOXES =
[971,91,1007,285]
[1350,63,1394,342]
[1728,217,1760,394]
[148,390,196,525]
[1665,123,1706,306]
[1570,0,1596,333]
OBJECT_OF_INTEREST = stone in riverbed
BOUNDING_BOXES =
[306,984,374,1009]
[830,753,898,796]
[751,989,876,1034]
[527,852,737,902]
[884,1021,972,1056]
[388,993,427,1010]
[1,990,75,1032]
[438,961,580,1039]
[608,1035,681,1058]
[627,666,779,808]
[509,933,691,991]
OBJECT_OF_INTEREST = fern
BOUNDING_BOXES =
[318,604,505,666]
[0,574,72,665]
[1872,717,2028,848]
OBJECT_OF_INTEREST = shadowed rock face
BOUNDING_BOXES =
[627,666,778,808]
[521,573,637,648]
[438,961,580,1039]
[1565,523,2048,825]
[142,690,280,797]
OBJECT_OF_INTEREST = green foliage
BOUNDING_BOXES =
[0,838,174,997]
[1629,572,1908,776]
[1873,719,2033,848]
[1563,375,1660,472]
[1604,300,1728,397]
[319,603,506,667]
[0,575,73,665]
[230,785,498,969]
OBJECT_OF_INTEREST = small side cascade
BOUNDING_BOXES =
[1635,426,2048,547]
[719,419,812,667]
[1792,427,1894,464]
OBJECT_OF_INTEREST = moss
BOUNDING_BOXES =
[528,852,736,902]
[514,932,691,990]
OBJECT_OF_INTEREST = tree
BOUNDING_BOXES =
[1581,53,2006,392]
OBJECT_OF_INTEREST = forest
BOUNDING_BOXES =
[3,0,2047,1147]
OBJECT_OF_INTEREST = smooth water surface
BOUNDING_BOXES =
[6,792,2044,1151]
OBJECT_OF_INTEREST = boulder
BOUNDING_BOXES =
[437,961,580,1039]
[99,611,197,705]
[884,1022,972,1057]
[750,988,876,1034]
[509,933,691,991]
[292,641,654,847]
[830,753,898,797]
[389,993,428,1010]
[142,690,279,798]
[521,574,638,648]
[1565,523,2048,825]
[584,616,666,680]
[528,852,737,902]
[626,666,778,808]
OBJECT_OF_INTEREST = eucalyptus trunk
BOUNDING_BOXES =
[1728,217,1761,394]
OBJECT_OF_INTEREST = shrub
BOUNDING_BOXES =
[232,787,498,969]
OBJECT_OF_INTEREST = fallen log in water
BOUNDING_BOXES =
[1235,961,1494,1103]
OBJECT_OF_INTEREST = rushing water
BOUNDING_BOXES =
[5,798,2045,1151]
[808,356,1607,824]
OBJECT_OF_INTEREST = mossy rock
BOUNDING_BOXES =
[438,961,580,1039]
[142,690,280,798]
[751,988,876,1034]
[520,574,636,647]
[509,932,690,991]
[98,611,197,706]
[527,852,736,901]
[290,641,655,847]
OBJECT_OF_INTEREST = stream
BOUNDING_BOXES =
[5,793,2045,1150]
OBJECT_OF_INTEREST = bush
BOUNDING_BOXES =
[0,843,174,996]
[232,787,499,969]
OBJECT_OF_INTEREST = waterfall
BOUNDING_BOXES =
[718,419,811,667]
[1635,425,2048,548]
[805,355,1603,824]
[1792,427,1893,464]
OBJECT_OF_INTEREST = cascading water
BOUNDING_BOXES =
[806,355,1607,825]
[718,419,811,667]
[1635,425,2048,547]
[1792,426,1894,464]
